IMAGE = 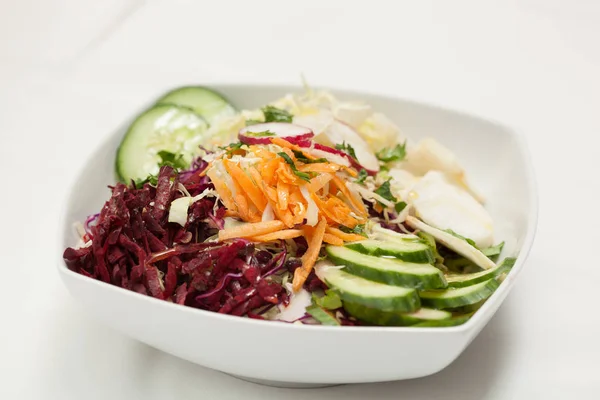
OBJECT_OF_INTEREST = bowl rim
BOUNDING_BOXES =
[56,83,539,334]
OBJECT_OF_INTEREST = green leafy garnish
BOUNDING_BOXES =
[246,130,275,137]
[481,242,505,259]
[376,142,407,163]
[339,224,367,237]
[306,305,340,326]
[394,201,407,213]
[356,169,368,184]
[373,180,397,204]
[445,229,478,248]
[245,119,263,126]
[335,142,358,160]
[312,290,342,310]
[292,150,328,164]
[417,231,443,264]
[133,174,158,188]
[278,152,315,182]
[157,150,187,170]
[218,142,245,156]
[262,106,293,123]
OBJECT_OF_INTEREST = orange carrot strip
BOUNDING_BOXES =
[276,180,290,211]
[218,220,285,241]
[262,159,280,185]
[224,210,239,218]
[292,218,327,292]
[234,193,251,221]
[307,173,334,194]
[270,137,317,159]
[250,229,303,242]
[323,233,344,246]
[330,175,367,216]
[326,226,366,242]
[206,168,237,211]
[341,166,358,177]
[298,163,342,174]
[261,184,295,228]
[223,159,267,212]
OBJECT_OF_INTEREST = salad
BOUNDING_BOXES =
[63,85,515,327]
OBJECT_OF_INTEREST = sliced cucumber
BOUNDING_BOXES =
[326,246,447,289]
[346,239,434,264]
[419,278,499,309]
[446,257,515,288]
[156,86,236,123]
[116,105,209,182]
[306,305,340,326]
[412,313,474,327]
[344,302,451,326]
[317,266,420,312]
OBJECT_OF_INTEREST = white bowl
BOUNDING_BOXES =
[57,84,537,387]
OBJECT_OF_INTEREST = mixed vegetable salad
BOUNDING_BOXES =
[63,85,515,327]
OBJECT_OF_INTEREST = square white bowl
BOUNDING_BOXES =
[57,84,537,387]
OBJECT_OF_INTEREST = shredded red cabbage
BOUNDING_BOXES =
[63,162,292,318]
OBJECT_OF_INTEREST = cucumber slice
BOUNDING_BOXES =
[116,105,209,182]
[317,266,420,312]
[306,305,340,326]
[326,246,447,289]
[446,257,515,288]
[346,239,434,264]
[419,278,500,309]
[412,313,474,327]
[344,302,451,326]
[156,86,236,123]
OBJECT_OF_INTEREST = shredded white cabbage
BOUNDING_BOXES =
[300,185,319,226]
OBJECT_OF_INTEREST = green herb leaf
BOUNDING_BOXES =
[245,119,263,126]
[262,105,293,123]
[133,174,158,188]
[246,130,275,137]
[278,152,315,182]
[444,229,478,248]
[292,150,328,164]
[481,242,505,259]
[376,142,407,163]
[218,142,245,156]
[335,142,358,160]
[157,150,187,170]
[394,201,407,213]
[373,180,397,204]
[339,224,367,237]
[356,169,368,184]
[417,231,443,264]
[312,290,342,310]
[306,305,340,326]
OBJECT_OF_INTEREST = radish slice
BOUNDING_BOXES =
[238,122,313,145]
[310,143,378,175]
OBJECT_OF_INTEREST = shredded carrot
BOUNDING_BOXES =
[250,229,303,242]
[218,220,285,241]
[224,210,239,218]
[298,163,342,174]
[276,180,290,211]
[326,226,366,242]
[234,193,251,221]
[206,168,237,211]
[270,137,316,159]
[223,159,267,212]
[308,173,334,193]
[330,175,367,216]
[323,233,344,246]
[293,218,327,292]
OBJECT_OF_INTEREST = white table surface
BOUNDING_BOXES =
[2,0,599,398]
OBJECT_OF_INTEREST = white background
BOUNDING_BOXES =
[1,0,599,398]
